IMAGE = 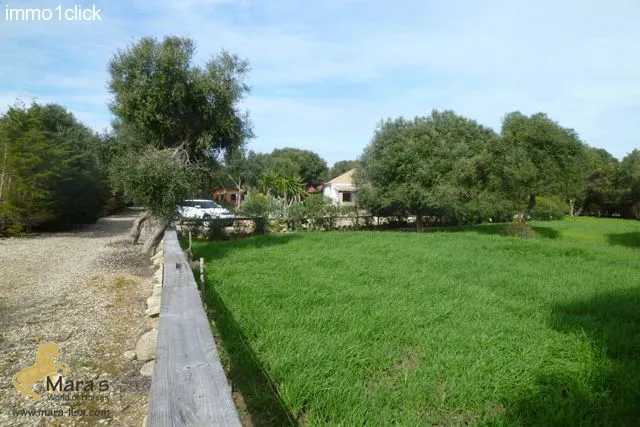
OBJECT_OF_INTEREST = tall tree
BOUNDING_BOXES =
[581,147,619,216]
[0,102,107,234]
[616,149,640,218]
[329,160,359,179]
[357,110,509,230]
[107,36,252,253]
[266,148,329,186]
[500,112,588,216]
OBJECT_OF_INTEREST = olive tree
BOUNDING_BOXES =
[357,110,514,230]
[107,36,252,253]
[500,112,587,218]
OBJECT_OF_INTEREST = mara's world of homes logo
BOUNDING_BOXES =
[3,3,102,22]
[11,342,111,419]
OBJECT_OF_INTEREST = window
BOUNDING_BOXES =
[231,194,237,201]
[342,192,352,203]
[200,201,221,209]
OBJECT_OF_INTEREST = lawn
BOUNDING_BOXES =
[192,217,640,426]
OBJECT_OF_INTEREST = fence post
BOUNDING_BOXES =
[199,257,205,304]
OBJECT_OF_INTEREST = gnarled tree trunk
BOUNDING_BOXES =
[142,219,170,255]
[130,210,152,244]
[515,194,536,223]
[526,194,536,215]
[569,198,575,216]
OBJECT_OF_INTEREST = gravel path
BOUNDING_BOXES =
[0,209,157,426]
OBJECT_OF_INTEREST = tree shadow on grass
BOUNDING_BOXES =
[530,226,561,239]
[421,223,508,236]
[501,289,640,426]
[607,232,640,249]
[204,283,297,426]
[418,223,561,239]
[193,233,302,262]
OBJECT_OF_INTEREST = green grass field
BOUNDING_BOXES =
[192,217,640,426]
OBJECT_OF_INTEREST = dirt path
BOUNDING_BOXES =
[0,209,157,426]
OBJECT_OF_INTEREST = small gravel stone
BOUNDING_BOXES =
[140,360,155,377]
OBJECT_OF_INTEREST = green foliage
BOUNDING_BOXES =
[329,160,359,179]
[581,147,620,216]
[214,147,331,192]
[339,204,362,229]
[303,193,338,230]
[205,219,228,241]
[358,109,597,226]
[267,148,329,186]
[358,110,517,224]
[108,36,251,158]
[109,147,198,220]
[107,36,252,218]
[531,196,567,221]
[615,149,640,218]
[0,102,107,234]
[259,171,306,203]
[501,112,588,209]
[286,201,307,230]
[240,192,269,234]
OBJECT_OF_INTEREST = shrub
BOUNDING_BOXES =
[532,196,567,221]
[503,222,536,239]
[339,205,362,230]
[205,220,228,240]
[287,201,307,230]
[304,194,335,230]
[240,193,269,234]
[267,195,287,219]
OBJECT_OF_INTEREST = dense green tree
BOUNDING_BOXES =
[500,112,588,216]
[107,36,252,252]
[0,102,106,234]
[108,37,251,160]
[357,110,512,230]
[244,151,270,188]
[212,146,249,202]
[39,104,109,227]
[615,149,640,218]
[581,147,619,216]
[329,160,359,179]
[266,148,329,186]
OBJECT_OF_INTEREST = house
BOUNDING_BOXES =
[323,169,356,206]
[210,187,244,207]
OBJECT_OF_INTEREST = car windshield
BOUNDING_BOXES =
[195,201,220,209]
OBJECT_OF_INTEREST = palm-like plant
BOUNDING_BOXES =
[260,171,280,197]
[259,171,307,220]
[284,175,306,205]
[260,171,306,204]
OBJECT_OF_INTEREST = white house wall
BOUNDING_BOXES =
[323,184,340,205]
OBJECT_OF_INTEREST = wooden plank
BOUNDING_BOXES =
[147,228,241,427]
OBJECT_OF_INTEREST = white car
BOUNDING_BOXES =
[176,199,236,220]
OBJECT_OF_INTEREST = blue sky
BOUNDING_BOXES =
[1,0,639,165]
